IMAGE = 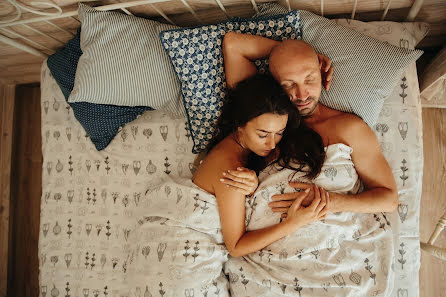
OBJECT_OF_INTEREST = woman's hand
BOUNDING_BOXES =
[317,53,333,91]
[220,167,258,196]
[283,185,328,228]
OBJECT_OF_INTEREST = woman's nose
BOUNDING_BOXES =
[266,135,276,149]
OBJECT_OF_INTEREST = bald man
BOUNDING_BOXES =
[222,32,398,215]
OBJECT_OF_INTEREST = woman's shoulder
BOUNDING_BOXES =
[192,138,245,193]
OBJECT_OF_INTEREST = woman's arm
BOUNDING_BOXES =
[214,173,327,257]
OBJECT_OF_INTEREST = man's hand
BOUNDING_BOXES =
[269,183,330,218]
[317,53,333,91]
[290,182,315,206]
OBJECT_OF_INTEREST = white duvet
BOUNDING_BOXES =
[124,143,394,297]
[225,143,395,297]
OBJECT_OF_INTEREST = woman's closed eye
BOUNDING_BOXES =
[258,132,283,139]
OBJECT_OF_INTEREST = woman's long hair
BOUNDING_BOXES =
[207,73,325,179]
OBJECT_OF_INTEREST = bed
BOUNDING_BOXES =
[32,1,427,296]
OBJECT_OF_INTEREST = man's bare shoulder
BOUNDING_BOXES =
[323,108,374,145]
[331,111,368,131]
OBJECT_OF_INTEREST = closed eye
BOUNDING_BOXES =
[281,82,295,89]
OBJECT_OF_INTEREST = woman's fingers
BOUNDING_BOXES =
[224,169,256,182]
[324,190,330,213]
[221,169,255,185]
[315,187,327,213]
[309,185,322,211]
[269,200,293,210]
[220,178,251,192]
[289,188,311,211]
[319,208,328,217]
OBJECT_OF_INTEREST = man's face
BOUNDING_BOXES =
[269,42,322,117]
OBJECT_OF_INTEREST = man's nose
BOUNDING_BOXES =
[290,85,308,101]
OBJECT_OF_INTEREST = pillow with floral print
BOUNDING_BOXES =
[159,10,302,153]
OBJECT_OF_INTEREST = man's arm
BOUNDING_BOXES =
[222,32,333,89]
[270,117,398,214]
[329,117,398,213]
[222,32,280,88]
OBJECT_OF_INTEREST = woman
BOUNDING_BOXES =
[192,72,329,257]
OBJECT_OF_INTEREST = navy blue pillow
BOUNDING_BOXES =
[47,29,152,151]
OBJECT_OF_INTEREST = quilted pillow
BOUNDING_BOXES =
[160,10,303,153]
[47,30,152,151]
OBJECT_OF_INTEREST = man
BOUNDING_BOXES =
[222,32,398,216]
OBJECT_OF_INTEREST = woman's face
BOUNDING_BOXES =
[238,113,288,157]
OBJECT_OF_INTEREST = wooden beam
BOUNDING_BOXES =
[0,83,15,297]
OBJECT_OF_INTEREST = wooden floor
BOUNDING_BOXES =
[7,84,42,297]
[2,85,446,296]
[419,108,446,297]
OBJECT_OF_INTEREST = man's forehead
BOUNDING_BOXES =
[273,63,319,81]
[272,39,316,57]
[270,42,319,76]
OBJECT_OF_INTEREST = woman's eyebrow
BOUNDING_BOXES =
[256,128,286,133]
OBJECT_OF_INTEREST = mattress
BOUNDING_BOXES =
[39,29,424,297]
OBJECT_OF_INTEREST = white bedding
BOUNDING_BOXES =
[39,21,424,297]
[124,177,230,297]
[225,143,394,297]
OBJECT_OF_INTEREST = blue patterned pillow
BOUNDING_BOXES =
[160,10,302,153]
[47,30,152,151]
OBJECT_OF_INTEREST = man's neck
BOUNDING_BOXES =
[303,104,325,126]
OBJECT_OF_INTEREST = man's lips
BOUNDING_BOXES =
[296,100,312,107]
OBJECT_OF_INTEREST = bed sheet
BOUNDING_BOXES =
[375,61,423,297]
[39,56,423,296]
[39,63,197,296]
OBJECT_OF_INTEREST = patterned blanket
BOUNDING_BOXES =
[225,143,395,297]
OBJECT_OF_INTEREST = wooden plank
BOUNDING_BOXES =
[0,83,15,297]
[8,84,42,297]
[287,0,414,15]
[420,108,446,297]
[0,0,446,84]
